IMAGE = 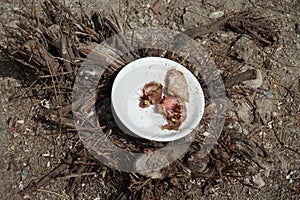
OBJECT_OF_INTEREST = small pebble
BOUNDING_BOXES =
[203,132,210,136]
[22,169,28,181]
[47,161,51,168]
[208,11,224,19]
[19,181,24,190]
[16,119,24,124]
[41,152,50,157]
[251,174,265,188]
[264,90,273,99]
[144,14,150,21]
[128,22,138,28]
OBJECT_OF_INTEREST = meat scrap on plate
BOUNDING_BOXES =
[139,69,189,130]
[139,81,163,108]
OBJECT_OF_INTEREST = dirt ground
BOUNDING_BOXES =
[0,0,300,199]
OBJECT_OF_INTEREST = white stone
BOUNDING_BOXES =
[208,11,224,19]
[203,132,210,136]
[252,174,265,188]
[46,161,51,168]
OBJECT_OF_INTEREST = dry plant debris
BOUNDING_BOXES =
[1,0,299,199]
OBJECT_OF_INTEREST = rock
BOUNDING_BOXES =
[128,21,138,28]
[145,170,165,179]
[235,101,252,123]
[243,68,263,88]
[252,174,265,188]
[22,169,28,181]
[207,0,247,11]
[234,36,256,62]
[203,131,210,137]
[208,11,224,19]
[244,177,251,185]
[144,14,150,21]
[264,90,274,99]
[183,5,210,28]
[182,12,199,28]
[135,152,169,175]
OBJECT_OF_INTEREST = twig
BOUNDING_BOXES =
[43,48,59,102]
[73,161,101,165]
[183,11,278,46]
[20,79,38,97]
[39,71,74,78]
[36,189,70,200]
[67,164,87,195]
[272,126,300,155]
[20,151,82,195]
[224,69,257,88]
[59,172,96,180]
[183,15,232,39]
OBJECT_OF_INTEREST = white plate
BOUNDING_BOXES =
[111,57,205,142]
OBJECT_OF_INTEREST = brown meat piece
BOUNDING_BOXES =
[166,69,189,102]
[139,81,163,108]
[157,96,187,130]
